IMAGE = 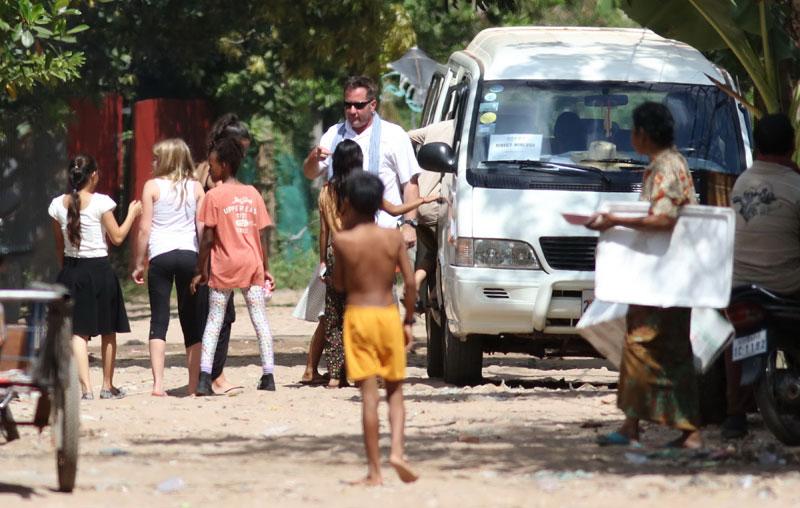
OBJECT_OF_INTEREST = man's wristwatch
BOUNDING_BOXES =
[404,316,416,325]
[401,218,418,228]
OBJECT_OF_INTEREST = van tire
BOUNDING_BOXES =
[425,307,444,378]
[443,315,482,386]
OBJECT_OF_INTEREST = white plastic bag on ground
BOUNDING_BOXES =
[291,265,326,322]
[577,301,734,373]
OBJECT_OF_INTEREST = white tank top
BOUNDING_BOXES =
[148,179,198,259]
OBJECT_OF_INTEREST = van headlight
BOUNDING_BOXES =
[455,238,541,269]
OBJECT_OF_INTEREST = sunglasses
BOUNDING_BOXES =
[343,100,373,110]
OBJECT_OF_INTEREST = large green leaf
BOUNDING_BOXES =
[621,0,779,113]
[621,0,727,50]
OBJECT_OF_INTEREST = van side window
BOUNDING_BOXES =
[450,80,470,154]
[421,73,444,127]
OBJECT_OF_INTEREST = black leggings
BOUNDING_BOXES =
[148,250,200,347]
[195,284,235,380]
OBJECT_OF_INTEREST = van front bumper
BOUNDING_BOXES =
[442,265,595,337]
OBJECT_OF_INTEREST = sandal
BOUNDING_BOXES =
[99,387,126,400]
[597,431,638,447]
[299,373,330,386]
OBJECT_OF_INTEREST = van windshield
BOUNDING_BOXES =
[470,81,746,174]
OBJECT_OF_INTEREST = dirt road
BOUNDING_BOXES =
[2,291,800,507]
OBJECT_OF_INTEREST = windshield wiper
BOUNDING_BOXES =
[482,160,610,184]
[579,158,646,166]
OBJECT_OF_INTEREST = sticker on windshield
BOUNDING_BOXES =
[479,112,497,125]
[488,133,543,161]
[479,102,498,113]
[489,84,504,93]
[484,92,497,102]
[477,123,496,135]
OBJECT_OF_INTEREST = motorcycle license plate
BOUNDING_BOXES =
[732,329,768,361]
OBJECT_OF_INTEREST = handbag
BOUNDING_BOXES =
[292,265,326,322]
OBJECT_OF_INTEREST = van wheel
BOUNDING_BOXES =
[425,307,444,378]
[443,312,482,386]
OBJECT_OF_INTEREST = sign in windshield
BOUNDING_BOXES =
[471,81,746,174]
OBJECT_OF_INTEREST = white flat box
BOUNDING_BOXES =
[594,202,734,308]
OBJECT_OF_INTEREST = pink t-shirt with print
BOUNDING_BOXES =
[199,183,272,289]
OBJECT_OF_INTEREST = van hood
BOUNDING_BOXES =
[469,187,639,242]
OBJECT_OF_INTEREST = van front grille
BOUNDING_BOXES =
[539,237,597,271]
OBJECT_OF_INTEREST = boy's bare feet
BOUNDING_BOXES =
[389,455,419,483]
[347,475,383,486]
[151,390,166,397]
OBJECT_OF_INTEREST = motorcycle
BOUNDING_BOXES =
[727,284,800,445]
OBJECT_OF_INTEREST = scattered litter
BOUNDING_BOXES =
[758,487,776,499]
[81,414,98,422]
[156,477,186,493]
[95,480,129,492]
[480,470,498,479]
[739,475,754,489]
[99,447,129,457]
[262,425,290,437]
[624,452,649,465]
[758,451,779,466]
[531,469,592,491]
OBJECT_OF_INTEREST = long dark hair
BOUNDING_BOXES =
[207,113,251,156]
[331,139,363,210]
[66,155,98,248]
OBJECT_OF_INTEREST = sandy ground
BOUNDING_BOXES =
[2,290,800,507]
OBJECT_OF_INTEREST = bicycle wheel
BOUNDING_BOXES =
[53,355,80,492]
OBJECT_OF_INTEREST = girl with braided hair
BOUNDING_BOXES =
[48,154,142,399]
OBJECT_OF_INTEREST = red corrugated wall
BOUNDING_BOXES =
[131,98,212,200]
[67,95,123,197]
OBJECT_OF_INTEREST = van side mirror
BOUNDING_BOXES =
[417,142,456,174]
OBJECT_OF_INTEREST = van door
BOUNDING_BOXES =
[438,77,471,284]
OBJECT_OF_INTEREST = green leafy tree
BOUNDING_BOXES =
[0,0,89,99]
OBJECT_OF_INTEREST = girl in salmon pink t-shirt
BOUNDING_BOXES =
[190,137,276,395]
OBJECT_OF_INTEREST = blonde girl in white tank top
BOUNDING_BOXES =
[132,139,205,396]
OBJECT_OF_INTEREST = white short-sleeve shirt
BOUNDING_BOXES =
[318,119,421,228]
[48,193,116,258]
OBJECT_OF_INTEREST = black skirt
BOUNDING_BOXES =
[57,256,131,337]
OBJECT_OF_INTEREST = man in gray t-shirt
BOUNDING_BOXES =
[725,113,800,439]
[731,114,800,295]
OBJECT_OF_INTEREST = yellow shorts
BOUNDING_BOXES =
[344,305,406,382]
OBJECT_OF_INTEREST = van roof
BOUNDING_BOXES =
[463,27,725,85]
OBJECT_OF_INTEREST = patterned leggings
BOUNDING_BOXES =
[200,286,274,375]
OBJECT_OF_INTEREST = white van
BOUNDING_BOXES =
[416,27,752,385]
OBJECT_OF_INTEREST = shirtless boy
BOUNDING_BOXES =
[332,172,419,485]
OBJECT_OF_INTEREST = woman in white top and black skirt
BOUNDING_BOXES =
[49,155,142,400]
[132,138,205,396]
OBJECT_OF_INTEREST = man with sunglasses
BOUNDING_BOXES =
[303,75,421,244]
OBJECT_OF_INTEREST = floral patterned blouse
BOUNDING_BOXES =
[641,147,697,218]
